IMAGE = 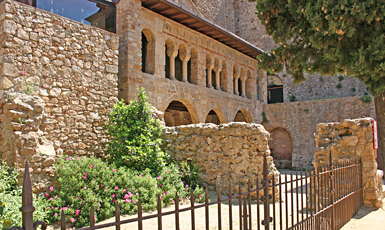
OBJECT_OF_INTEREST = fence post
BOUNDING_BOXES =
[329,151,335,230]
[261,153,271,230]
[9,161,47,230]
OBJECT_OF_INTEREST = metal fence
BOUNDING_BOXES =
[10,154,362,230]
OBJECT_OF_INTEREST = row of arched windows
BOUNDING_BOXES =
[141,29,255,99]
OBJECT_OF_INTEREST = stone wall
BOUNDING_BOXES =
[313,118,384,208]
[0,0,119,192]
[262,96,375,168]
[161,122,280,193]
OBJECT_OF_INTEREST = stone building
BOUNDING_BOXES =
[0,0,377,189]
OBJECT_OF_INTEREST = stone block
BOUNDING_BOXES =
[2,63,18,77]
[0,77,14,90]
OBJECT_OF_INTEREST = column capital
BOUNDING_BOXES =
[214,65,222,73]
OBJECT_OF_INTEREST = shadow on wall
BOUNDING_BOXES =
[269,127,293,169]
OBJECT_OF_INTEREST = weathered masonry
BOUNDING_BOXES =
[118,0,267,126]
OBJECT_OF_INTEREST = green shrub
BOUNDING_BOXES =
[338,75,344,81]
[0,161,48,229]
[179,160,202,190]
[336,83,342,89]
[289,95,297,102]
[44,157,205,228]
[106,88,167,175]
[360,94,372,103]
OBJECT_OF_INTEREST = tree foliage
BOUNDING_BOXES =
[255,0,385,96]
[106,88,167,175]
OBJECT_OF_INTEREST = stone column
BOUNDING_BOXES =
[206,62,214,88]
[241,75,247,97]
[180,53,190,82]
[214,65,222,90]
[167,45,178,80]
[234,73,239,95]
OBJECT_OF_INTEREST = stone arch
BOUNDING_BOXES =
[164,100,198,127]
[246,70,253,99]
[269,127,293,169]
[220,60,228,92]
[175,43,188,82]
[205,108,227,124]
[141,29,155,74]
[165,39,176,79]
[162,94,200,124]
[190,47,199,85]
[267,74,283,104]
[233,109,252,123]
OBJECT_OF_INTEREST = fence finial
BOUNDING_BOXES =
[9,161,46,230]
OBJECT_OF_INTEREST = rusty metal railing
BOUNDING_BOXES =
[10,153,362,230]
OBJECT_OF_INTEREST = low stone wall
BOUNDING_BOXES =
[313,118,384,207]
[0,0,119,192]
[161,122,280,194]
[263,96,375,168]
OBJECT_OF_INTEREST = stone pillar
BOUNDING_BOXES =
[180,53,190,82]
[167,46,178,80]
[116,0,142,101]
[214,65,222,90]
[314,118,384,208]
[241,75,247,97]
[234,73,239,95]
[206,62,214,88]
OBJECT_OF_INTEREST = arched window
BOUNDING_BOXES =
[267,74,283,104]
[220,60,228,92]
[141,29,155,74]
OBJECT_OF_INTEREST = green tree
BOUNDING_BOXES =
[106,88,168,174]
[254,0,385,169]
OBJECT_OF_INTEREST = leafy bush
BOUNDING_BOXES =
[106,88,167,175]
[179,160,202,190]
[336,83,342,89]
[44,157,205,228]
[289,95,297,102]
[338,75,344,81]
[0,161,48,229]
[360,94,372,103]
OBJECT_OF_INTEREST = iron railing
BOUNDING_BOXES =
[9,154,362,230]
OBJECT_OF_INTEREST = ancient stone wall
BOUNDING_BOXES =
[161,122,280,193]
[0,0,119,192]
[262,97,375,168]
[195,0,236,33]
[313,118,384,208]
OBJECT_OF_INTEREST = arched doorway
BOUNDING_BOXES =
[205,110,220,125]
[269,128,293,169]
[233,110,252,123]
[164,101,193,126]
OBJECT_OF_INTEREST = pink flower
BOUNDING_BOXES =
[49,198,53,200]
[82,176,86,179]
[62,207,68,210]
[114,186,118,190]
[167,171,169,174]
[179,174,182,177]
[21,70,25,75]
[104,188,108,191]
[82,201,85,205]
[123,189,126,193]
[112,199,116,203]
[157,176,161,179]
[83,172,87,176]
[70,218,75,223]
[113,169,116,172]
[97,185,99,189]
[51,206,54,210]
[66,158,70,161]
[199,195,202,198]
[106,167,109,169]
[159,184,162,187]
[180,181,183,184]
[49,186,54,191]
[172,200,175,204]
[138,175,142,178]
[155,184,157,187]
[111,194,115,198]
[185,185,189,188]
[75,210,80,216]
[83,187,87,190]
[78,157,81,160]
[98,203,101,207]
[54,213,58,217]
[45,193,49,197]
[90,165,94,168]
[124,194,129,199]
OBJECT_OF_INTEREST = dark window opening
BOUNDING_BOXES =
[212,69,216,88]
[187,59,192,83]
[165,47,170,79]
[238,78,242,95]
[141,32,148,73]
[205,110,220,125]
[175,55,183,81]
